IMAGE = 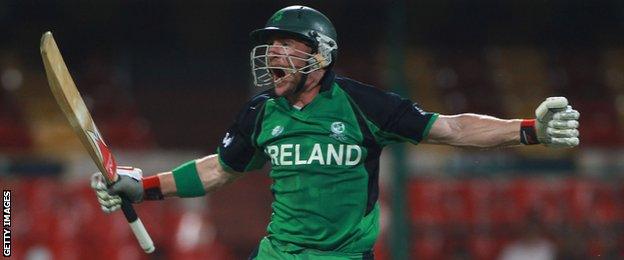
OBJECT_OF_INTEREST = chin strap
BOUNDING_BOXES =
[284,48,330,95]
[293,73,309,94]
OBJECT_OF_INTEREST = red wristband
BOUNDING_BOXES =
[143,175,160,189]
[521,119,535,127]
[520,119,539,145]
[142,175,164,200]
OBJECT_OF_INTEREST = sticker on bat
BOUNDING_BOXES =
[86,128,117,181]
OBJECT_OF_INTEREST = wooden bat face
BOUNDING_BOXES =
[40,31,155,253]
[40,31,118,183]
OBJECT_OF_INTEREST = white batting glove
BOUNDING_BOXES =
[535,97,580,148]
[90,166,143,214]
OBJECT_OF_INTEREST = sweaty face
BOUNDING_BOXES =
[266,37,313,96]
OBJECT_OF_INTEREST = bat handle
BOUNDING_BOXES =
[120,198,155,253]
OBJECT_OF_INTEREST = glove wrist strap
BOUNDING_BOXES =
[520,119,539,145]
[143,176,164,200]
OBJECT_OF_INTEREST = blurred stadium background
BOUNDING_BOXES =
[2,1,624,259]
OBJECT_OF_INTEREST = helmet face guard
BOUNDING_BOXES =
[250,32,336,87]
[249,6,338,88]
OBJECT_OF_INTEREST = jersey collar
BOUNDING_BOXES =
[273,70,336,114]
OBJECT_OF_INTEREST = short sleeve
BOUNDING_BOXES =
[374,95,438,145]
[337,77,438,146]
[217,93,271,172]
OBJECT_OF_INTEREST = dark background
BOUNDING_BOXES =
[3,0,623,149]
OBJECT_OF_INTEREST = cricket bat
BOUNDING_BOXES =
[40,31,155,253]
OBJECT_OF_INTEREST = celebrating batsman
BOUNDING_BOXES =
[91,5,580,259]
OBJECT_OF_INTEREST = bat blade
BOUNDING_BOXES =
[40,31,118,183]
[40,31,155,253]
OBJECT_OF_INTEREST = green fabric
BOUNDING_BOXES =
[422,113,439,140]
[216,147,266,173]
[172,160,206,197]
[343,88,437,146]
[216,147,237,173]
[250,82,435,254]
[255,84,378,253]
[245,150,269,172]
[253,237,371,260]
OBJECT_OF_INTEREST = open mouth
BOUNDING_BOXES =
[271,68,287,80]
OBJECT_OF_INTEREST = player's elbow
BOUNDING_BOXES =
[196,155,243,193]
[426,114,498,148]
[425,115,462,145]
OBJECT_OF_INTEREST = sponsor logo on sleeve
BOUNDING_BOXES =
[222,132,233,147]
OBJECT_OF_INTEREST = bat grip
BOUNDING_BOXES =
[121,198,155,253]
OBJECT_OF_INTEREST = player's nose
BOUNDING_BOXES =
[268,44,286,55]
[268,46,287,64]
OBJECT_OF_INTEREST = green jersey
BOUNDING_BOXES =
[218,72,438,255]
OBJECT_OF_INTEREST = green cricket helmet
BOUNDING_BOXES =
[250,5,338,87]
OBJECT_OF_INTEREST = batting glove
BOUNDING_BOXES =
[90,166,144,214]
[535,97,580,148]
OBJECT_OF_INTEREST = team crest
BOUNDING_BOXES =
[330,121,347,141]
[272,125,284,136]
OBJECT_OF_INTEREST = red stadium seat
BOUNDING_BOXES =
[407,179,446,226]
[411,226,445,260]
[9,176,624,259]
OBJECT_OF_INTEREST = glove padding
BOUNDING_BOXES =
[90,166,144,214]
[535,97,580,148]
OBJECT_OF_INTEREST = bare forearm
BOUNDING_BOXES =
[156,154,242,197]
[427,113,522,148]
[157,172,176,196]
[195,154,243,192]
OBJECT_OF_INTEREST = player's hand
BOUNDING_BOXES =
[90,166,144,213]
[535,97,580,148]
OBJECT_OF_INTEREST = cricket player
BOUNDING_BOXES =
[91,5,580,260]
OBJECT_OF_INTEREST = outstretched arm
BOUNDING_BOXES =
[423,97,580,149]
[93,90,268,212]
[91,155,243,213]
[156,154,243,197]
[424,114,522,148]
